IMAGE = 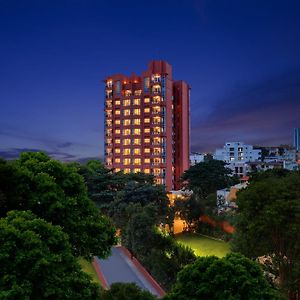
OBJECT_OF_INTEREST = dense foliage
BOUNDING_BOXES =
[166,253,279,300]
[0,211,100,300]
[0,153,116,259]
[232,170,300,293]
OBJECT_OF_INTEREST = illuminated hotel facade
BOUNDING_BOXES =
[104,61,190,191]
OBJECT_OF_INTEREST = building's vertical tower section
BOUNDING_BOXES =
[173,80,190,190]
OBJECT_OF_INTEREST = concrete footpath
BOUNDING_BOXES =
[93,246,165,298]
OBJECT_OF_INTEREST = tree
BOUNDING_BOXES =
[100,282,157,300]
[182,160,236,199]
[166,253,279,300]
[0,152,116,259]
[0,210,100,300]
[232,171,300,293]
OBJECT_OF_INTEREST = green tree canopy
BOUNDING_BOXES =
[0,210,100,300]
[232,171,300,292]
[166,253,278,300]
[0,152,116,259]
[100,282,157,300]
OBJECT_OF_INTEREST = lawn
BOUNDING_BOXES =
[78,258,101,284]
[175,233,230,258]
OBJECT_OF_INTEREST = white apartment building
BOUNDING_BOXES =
[190,152,205,166]
[214,142,261,177]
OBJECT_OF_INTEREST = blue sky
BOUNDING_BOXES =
[1,0,300,160]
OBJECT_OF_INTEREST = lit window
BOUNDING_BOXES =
[106,148,112,154]
[115,100,121,105]
[123,148,131,155]
[115,129,121,134]
[134,158,141,165]
[152,106,160,113]
[123,129,131,135]
[144,138,150,143]
[115,168,121,172]
[133,119,141,125]
[134,138,140,145]
[153,148,161,155]
[123,119,131,126]
[123,99,131,106]
[134,148,141,155]
[106,80,113,88]
[106,158,112,164]
[144,107,150,113]
[124,158,131,165]
[115,158,121,163]
[124,109,130,116]
[153,96,160,103]
[152,74,161,82]
[115,119,121,125]
[115,139,121,144]
[154,168,161,175]
[115,109,121,115]
[152,84,161,94]
[134,90,142,96]
[124,168,131,174]
[133,98,140,105]
[144,97,150,103]
[106,129,112,135]
[144,118,150,123]
[134,128,141,135]
[125,90,132,97]
[144,168,150,174]
[115,81,121,95]
[106,120,112,126]
[123,139,131,145]
[115,148,121,154]
[153,127,161,134]
[153,116,161,124]
[134,168,141,173]
[154,158,161,165]
[134,109,140,115]
[144,148,150,153]
[153,137,161,144]
[106,138,112,144]
[144,128,150,134]
[144,158,150,164]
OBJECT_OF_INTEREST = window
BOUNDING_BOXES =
[133,119,141,125]
[133,128,141,135]
[153,168,161,175]
[124,158,131,165]
[144,138,150,143]
[153,127,161,134]
[115,148,121,154]
[133,98,140,105]
[115,139,121,144]
[123,139,131,145]
[134,158,141,165]
[123,119,131,126]
[144,97,150,103]
[144,128,150,134]
[153,148,161,155]
[115,81,120,95]
[106,120,112,126]
[153,137,161,144]
[152,84,161,94]
[124,168,131,174]
[133,109,140,115]
[123,129,131,135]
[115,129,121,134]
[106,80,113,88]
[144,107,150,113]
[144,118,150,123]
[124,109,130,116]
[115,109,120,115]
[133,148,140,155]
[144,77,150,92]
[123,99,131,106]
[152,74,161,82]
[144,168,150,174]
[115,100,121,105]
[125,90,132,97]
[134,168,141,173]
[115,119,121,125]
[152,96,160,103]
[152,106,160,114]
[115,158,121,163]
[134,138,140,145]
[153,158,160,165]
[123,148,131,155]
[115,168,121,172]
[144,148,150,154]
[144,158,150,164]
[134,90,142,96]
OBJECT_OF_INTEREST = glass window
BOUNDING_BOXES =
[144,118,150,123]
[115,81,120,95]
[115,119,121,125]
[115,139,121,144]
[123,158,131,165]
[123,119,131,126]
[144,168,150,174]
[134,128,141,135]
[115,158,121,163]
[133,109,140,115]
[115,100,121,105]
[144,148,150,153]
[124,109,130,116]
[134,158,141,165]
[123,148,131,155]
[144,138,150,143]
[144,107,150,113]
[115,109,121,115]
[134,148,141,155]
[134,90,142,96]
[123,129,131,135]
[123,99,131,106]
[115,148,121,154]
[144,97,150,103]
[144,77,150,92]
[134,138,140,145]
[124,168,131,174]
[144,128,150,134]
[144,158,150,164]
[134,168,141,173]
[115,168,121,172]
[115,129,121,134]
[133,119,141,125]
[123,139,131,145]
[133,98,140,105]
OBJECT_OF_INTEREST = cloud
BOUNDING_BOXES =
[191,68,300,151]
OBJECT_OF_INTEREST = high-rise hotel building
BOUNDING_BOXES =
[104,61,190,191]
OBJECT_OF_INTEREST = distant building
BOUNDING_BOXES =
[293,128,300,151]
[214,142,261,177]
[190,152,205,165]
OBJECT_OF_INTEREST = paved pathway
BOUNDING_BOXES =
[94,246,165,298]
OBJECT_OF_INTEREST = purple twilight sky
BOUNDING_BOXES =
[0,0,300,161]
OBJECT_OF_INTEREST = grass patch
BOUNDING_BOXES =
[175,233,230,258]
[78,258,101,284]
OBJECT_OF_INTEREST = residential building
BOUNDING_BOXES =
[104,60,190,191]
[190,152,205,166]
[214,142,261,177]
[293,128,300,151]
